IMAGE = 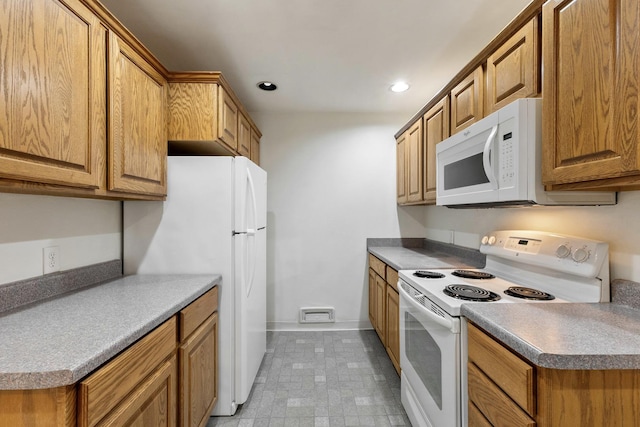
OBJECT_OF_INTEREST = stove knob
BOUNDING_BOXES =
[572,247,590,263]
[481,236,489,245]
[488,236,496,245]
[555,244,571,259]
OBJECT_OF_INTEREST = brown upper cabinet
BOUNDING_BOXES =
[0,0,261,201]
[423,97,450,203]
[0,0,168,200]
[450,66,484,135]
[218,87,239,152]
[251,128,262,165]
[542,0,640,190]
[0,0,106,191]
[108,32,167,197]
[238,114,252,158]
[486,17,540,114]
[167,73,262,165]
[397,98,449,206]
[406,120,424,204]
[396,131,408,205]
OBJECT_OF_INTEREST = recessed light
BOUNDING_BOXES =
[390,82,409,93]
[257,81,277,91]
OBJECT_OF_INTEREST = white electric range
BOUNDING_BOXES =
[397,230,610,427]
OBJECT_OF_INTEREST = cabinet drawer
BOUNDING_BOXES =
[180,286,218,341]
[97,355,177,427]
[468,362,536,427]
[386,266,399,291]
[467,323,535,415]
[368,254,386,279]
[468,400,493,427]
[78,317,177,427]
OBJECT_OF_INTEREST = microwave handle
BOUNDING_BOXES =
[483,124,499,189]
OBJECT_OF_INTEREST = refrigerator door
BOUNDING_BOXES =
[234,156,267,404]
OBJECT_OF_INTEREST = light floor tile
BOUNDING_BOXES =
[208,331,407,427]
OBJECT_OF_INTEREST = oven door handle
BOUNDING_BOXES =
[399,282,459,333]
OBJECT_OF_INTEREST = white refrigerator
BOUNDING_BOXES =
[123,156,267,416]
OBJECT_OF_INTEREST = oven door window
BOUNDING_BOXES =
[405,311,442,409]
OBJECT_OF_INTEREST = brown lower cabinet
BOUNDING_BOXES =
[467,321,640,426]
[0,286,218,427]
[368,254,400,375]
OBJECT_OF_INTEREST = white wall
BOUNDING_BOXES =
[253,112,426,330]
[422,194,640,282]
[0,193,121,285]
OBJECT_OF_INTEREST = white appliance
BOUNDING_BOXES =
[436,98,616,207]
[398,230,609,427]
[123,156,267,416]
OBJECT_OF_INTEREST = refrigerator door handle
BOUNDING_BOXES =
[244,171,258,297]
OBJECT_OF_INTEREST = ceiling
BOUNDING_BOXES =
[100,0,532,116]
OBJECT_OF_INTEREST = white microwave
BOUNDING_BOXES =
[435,98,616,207]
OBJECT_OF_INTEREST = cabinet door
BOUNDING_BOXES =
[218,87,238,151]
[396,131,408,204]
[97,355,177,427]
[368,269,376,330]
[542,0,640,187]
[385,285,400,375]
[109,32,167,197]
[238,114,251,157]
[451,66,484,135]
[423,97,450,203]
[374,274,386,343]
[250,129,261,165]
[179,313,218,427]
[168,83,217,142]
[407,120,424,203]
[486,17,540,114]
[0,0,106,188]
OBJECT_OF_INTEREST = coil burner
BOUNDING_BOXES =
[413,271,446,279]
[451,270,495,280]
[443,284,501,301]
[504,286,555,300]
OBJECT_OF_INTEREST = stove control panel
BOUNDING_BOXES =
[480,230,609,278]
[504,236,541,254]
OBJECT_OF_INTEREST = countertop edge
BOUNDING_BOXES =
[462,304,640,370]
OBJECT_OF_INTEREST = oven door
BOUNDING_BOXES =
[399,280,461,427]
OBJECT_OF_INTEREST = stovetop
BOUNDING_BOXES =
[399,268,567,316]
[397,230,610,317]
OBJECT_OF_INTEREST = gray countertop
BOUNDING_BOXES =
[368,243,484,271]
[462,302,640,370]
[0,274,219,390]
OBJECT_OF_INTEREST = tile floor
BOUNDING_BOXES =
[207,330,410,427]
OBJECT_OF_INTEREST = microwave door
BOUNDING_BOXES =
[436,116,499,205]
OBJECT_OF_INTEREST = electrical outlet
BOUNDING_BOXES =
[43,246,60,274]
